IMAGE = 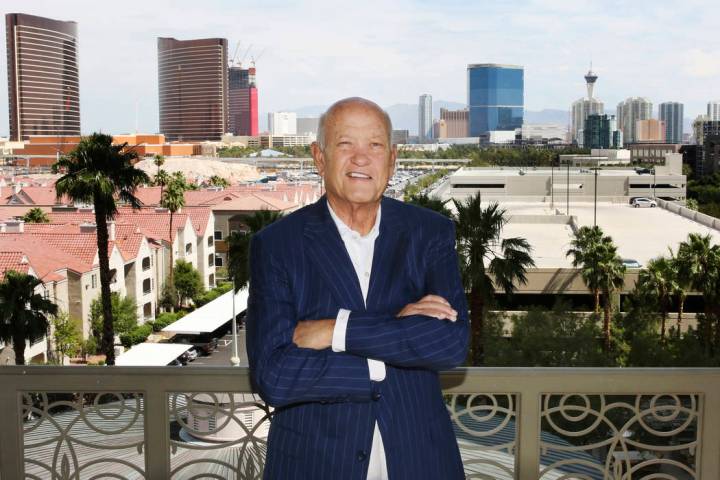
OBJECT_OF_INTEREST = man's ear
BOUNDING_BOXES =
[311,142,325,176]
[389,144,398,174]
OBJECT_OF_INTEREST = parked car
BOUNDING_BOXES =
[622,259,642,269]
[631,197,657,208]
[172,334,219,356]
[185,347,198,362]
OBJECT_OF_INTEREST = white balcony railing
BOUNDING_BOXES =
[0,367,719,479]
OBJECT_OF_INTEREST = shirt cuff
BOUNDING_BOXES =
[368,359,386,381]
[332,309,351,352]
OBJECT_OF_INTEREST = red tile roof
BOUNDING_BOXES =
[0,251,31,280]
[182,207,212,236]
[210,193,297,212]
[4,186,69,206]
[0,235,91,277]
[113,224,145,260]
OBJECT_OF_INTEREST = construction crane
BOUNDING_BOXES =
[239,43,253,65]
[251,47,266,66]
[230,40,242,67]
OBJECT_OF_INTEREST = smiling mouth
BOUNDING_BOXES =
[347,172,372,179]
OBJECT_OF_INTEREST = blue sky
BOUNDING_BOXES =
[1,0,718,135]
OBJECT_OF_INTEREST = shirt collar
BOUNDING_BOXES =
[327,201,382,240]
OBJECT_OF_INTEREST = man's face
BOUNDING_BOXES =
[312,103,396,209]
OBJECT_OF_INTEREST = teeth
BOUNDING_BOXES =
[348,172,371,179]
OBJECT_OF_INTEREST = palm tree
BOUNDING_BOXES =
[595,237,626,351]
[454,194,535,365]
[677,233,720,353]
[208,175,230,188]
[22,207,50,224]
[153,154,165,178]
[54,133,149,365]
[228,209,284,290]
[637,257,675,340]
[566,226,605,312]
[668,248,692,336]
[406,193,453,218]
[0,271,58,365]
[160,172,187,290]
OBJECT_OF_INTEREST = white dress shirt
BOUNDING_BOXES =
[327,203,389,480]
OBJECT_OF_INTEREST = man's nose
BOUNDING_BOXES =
[350,147,371,166]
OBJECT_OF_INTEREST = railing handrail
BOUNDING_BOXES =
[2,366,719,479]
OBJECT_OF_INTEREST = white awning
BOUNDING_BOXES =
[162,288,249,335]
[115,343,191,366]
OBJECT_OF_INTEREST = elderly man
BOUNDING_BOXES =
[246,97,469,479]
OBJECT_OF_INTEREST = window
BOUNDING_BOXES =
[185,243,192,254]
[91,274,97,289]
[207,236,214,247]
[143,302,152,320]
[452,183,505,189]
[143,278,152,294]
[215,255,223,267]
[142,257,151,271]
[110,269,117,284]
[209,273,215,287]
[214,230,223,240]
[208,254,214,267]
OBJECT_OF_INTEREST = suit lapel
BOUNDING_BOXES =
[366,197,409,310]
[303,197,365,311]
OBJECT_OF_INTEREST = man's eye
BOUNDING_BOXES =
[371,143,384,148]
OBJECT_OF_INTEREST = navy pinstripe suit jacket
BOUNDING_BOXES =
[246,195,469,479]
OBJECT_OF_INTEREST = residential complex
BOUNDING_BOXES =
[157,37,229,141]
[617,97,652,144]
[5,13,80,141]
[467,64,524,136]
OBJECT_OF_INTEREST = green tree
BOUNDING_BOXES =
[668,248,692,335]
[636,257,676,340]
[173,260,204,306]
[208,175,230,188]
[51,312,82,363]
[89,293,138,340]
[22,207,50,223]
[677,233,720,354]
[566,226,605,312]
[454,194,535,365]
[228,210,284,290]
[406,193,453,218]
[53,133,149,365]
[595,237,626,352]
[0,271,58,365]
[154,169,170,196]
[161,172,187,288]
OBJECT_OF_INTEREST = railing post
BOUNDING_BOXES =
[517,387,541,480]
[0,376,23,479]
[144,382,171,479]
[700,385,720,478]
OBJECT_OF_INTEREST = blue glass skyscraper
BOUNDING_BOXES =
[467,64,524,136]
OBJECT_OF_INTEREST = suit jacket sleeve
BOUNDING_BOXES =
[344,221,469,370]
[246,233,373,408]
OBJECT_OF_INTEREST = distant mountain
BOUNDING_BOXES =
[524,109,569,125]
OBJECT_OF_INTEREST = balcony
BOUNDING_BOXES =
[0,367,718,479]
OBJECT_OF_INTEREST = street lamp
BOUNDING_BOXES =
[566,157,570,216]
[230,277,239,366]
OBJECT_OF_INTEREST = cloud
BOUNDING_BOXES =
[683,49,720,78]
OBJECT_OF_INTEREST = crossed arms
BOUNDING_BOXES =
[246,225,469,408]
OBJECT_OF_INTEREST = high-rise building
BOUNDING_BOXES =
[693,115,709,145]
[468,64,524,136]
[570,68,604,144]
[583,114,622,149]
[6,13,80,141]
[418,94,433,142]
[228,65,258,136]
[296,117,319,136]
[157,37,228,141]
[659,102,684,144]
[268,112,297,135]
[701,121,720,177]
[707,101,720,121]
[439,108,469,138]
[616,97,652,144]
[635,119,666,143]
[391,130,409,145]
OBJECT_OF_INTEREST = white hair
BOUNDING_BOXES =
[316,97,393,150]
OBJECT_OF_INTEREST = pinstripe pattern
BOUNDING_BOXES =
[247,195,469,479]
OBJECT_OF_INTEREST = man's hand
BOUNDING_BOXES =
[397,294,457,321]
[293,319,336,349]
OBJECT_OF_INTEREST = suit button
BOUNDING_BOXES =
[372,392,382,401]
[357,450,367,461]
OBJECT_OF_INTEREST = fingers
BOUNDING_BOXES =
[397,296,458,321]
